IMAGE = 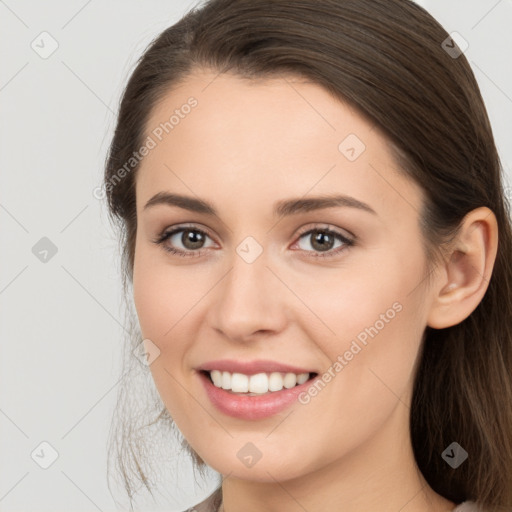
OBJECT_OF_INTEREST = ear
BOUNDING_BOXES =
[426,206,499,329]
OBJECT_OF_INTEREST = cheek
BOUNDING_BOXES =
[132,261,168,341]
[277,258,426,467]
[132,253,202,421]
[303,248,423,345]
[132,245,204,345]
[306,246,427,401]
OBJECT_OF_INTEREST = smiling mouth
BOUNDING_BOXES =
[200,369,318,395]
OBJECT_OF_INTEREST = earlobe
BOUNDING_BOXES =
[426,207,498,330]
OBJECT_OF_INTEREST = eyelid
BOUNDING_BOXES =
[157,222,353,242]
[291,224,354,259]
[295,223,354,240]
[153,222,355,258]
[150,223,217,260]
[158,223,217,242]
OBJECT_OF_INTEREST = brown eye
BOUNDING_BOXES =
[153,226,215,257]
[179,229,207,250]
[294,227,354,258]
[309,230,336,252]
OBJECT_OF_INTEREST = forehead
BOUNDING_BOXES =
[136,69,423,225]
[144,69,377,153]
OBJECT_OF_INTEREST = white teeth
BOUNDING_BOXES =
[208,370,311,394]
[231,373,249,393]
[248,373,268,393]
[268,372,283,391]
[210,370,223,387]
[283,373,297,388]
[221,371,231,390]
[297,373,309,385]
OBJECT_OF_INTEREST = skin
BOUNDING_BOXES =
[132,69,498,512]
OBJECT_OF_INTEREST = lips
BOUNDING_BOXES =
[196,359,316,375]
[195,359,319,420]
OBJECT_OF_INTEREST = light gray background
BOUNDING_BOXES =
[1,1,511,511]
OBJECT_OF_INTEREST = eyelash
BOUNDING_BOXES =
[152,223,355,259]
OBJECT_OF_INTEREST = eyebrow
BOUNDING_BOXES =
[143,192,377,217]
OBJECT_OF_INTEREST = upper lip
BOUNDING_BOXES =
[196,359,317,375]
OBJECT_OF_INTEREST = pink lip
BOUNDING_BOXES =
[197,369,319,421]
[196,359,315,375]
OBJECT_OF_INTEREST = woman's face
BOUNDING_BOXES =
[133,69,434,482]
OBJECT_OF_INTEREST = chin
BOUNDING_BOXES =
[194,441,318,483]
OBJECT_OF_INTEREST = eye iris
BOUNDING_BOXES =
[182,229,205,250]
[311,231,334,252]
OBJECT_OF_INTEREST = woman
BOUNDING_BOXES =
[104,1,512,511]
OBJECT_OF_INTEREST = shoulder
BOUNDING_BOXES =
[182,487,222,512]
[181,496,485,512]
[452,501,485,512]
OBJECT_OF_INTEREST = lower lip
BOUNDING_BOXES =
[197,371,317,420]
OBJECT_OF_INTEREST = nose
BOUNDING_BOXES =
[207,248,288,343]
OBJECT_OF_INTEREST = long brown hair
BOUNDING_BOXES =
[103,0,512,509]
